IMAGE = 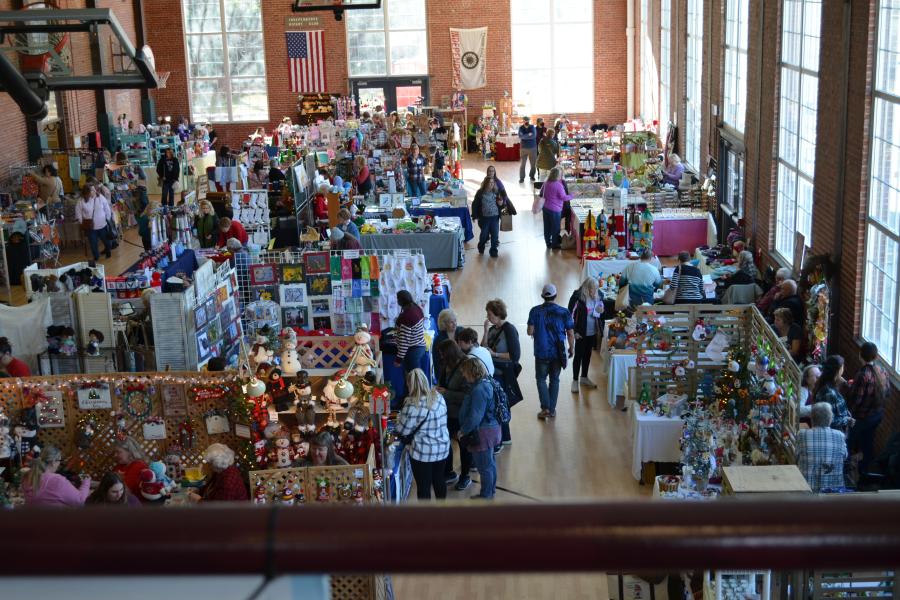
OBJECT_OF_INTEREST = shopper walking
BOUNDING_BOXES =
[396,368,450,500]
[567,278,604,394]
[813,355,853,433]
[405,144,428,197]
[527,284,575,420]
[482,298,522,449]
[194,199,218,248]
[518,116,538,183]
[394,290,427,374]
[156,147,180,208]
[459,358,501,499]
[75,183,113,260]
[471,174,508,257]
[846,342,889,480]
[540,167,573,249]
[537,129,559,180]
[434,339,474,489]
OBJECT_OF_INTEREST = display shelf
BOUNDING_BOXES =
[116,132,153,166]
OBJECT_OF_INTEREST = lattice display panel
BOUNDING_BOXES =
[248,463,370,505]
[0,372,243,480]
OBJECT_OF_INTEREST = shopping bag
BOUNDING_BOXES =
[615,284,630,311]
[531,195,545,215]
[500,213,513,232]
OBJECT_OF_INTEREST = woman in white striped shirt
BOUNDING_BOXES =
[394,290,427,373]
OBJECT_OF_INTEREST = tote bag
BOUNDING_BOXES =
[500,213,513,232]
[662,266,682,305]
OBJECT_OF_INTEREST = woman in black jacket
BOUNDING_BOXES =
[434,338,475,490]
[481,298,522,452]
[471,174,514,258]
[567,278,604,394]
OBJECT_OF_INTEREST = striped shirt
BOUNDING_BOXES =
[798,427,847,492]
[670,264,705,302]
[396,394,451,463]
[396,303,426,359]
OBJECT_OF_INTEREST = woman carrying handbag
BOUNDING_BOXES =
[396,368,450,500]
[482,298,522,451]
[458,357,501,500]
[75,184,113,261]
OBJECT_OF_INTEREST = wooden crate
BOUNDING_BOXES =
[722,466,812,495]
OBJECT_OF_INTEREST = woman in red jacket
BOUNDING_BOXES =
[217,217,249,247]
[189,443,248,502]
[113,436,150,499]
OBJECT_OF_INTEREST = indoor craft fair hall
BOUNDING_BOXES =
[0,1,898,599]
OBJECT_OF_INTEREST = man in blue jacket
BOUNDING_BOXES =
[518,116,537,183]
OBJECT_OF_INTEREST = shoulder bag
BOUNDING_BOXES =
[80,199,95,232]
[662,265,682,305]
[397,406,429,446]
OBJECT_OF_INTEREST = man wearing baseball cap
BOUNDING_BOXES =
[527,283,575,419]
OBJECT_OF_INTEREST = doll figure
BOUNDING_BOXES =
[268,367,291,412]
[253,480,267,504]
[279,486,295,506]
[291,429,309,461]
[86,329,104,356]
[351,325,376,378]
[249,332,274,370]
[344,399,371,434]
[315,476,331,503]
[280,328,303,376]
[322,369,350,409]
[164,446,184,482]
[149,461,176,494]
[59,327,77,356]
[0,414,12,461]
[12,416,38,468]
[253,439,269,468]
[268,429,295,468]
[138,468,167,502]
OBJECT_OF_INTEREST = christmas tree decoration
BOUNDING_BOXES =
[680,401,715,491]
[638,383,654,413]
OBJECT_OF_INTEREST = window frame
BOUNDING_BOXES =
[773,0,821,264]
[510,0,594,115]
[640,0,657,124]
[181,0,269,124]
[660,0,671,140]
[685,0,704,170]
[723,0,749,134]
[345,0,429,79]
[861,0,900,376]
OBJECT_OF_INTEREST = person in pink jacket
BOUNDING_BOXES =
[75,183,114,261]
[540,167,573,249]
[22,445,91,507]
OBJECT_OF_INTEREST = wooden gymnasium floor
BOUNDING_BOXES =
[11,157,649,598]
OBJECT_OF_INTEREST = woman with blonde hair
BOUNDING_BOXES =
[567,277,603,393]
[663,153,685,186]
[539,167,573,249]
[22,445,91,506]
[396,368,450,500]
[353,154,372,195]
[113,436,149,499]
[433,308,462,378]
[195,199,218,248]
[459,358,500,499]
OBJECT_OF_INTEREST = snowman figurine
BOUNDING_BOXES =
[280,328,303,376]
[268,428,295,469]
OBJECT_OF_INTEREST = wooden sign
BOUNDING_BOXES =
[285,15,321,27]
[161,384,187,417]
[77,386,112,410]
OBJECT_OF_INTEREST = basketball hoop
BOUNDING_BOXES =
[157,71,171,89]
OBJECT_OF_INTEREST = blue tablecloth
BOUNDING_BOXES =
[382,349,433,409]
[429,286,450,332]
[122,249,199,293]
[409,206,474,242]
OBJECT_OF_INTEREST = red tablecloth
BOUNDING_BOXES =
[652,218,708,256]
[494,142,520,161]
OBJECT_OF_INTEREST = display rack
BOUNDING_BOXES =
[231,190,271,246]
[116,132,152,166]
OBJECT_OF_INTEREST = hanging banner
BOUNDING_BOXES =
[449,27,487,90]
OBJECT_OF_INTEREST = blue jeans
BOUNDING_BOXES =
[402,345,426,374]
[848,411,883,478]
[471,447,497,498]
[542,208,562,247]
[86,226,110,260]
[161,180,176,207]
[406,177,427,197]
[477,215,500,254]
[535,358,562,413]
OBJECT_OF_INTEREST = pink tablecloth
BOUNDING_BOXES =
[652,218,708,257]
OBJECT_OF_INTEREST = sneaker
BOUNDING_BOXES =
[537,409,550,420]
[519,179,524,183]
[580,377,597,389]
[444,471,459,484]
[477,246,485,255]
[489,251,498,258]
[455,476,472,491]
[530,176,535,181]
[501,439,512,446]
[547,411,557,418]
[493,444,503,455]
[571,380,579,394]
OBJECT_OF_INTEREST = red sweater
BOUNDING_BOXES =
[115,460,149,499]
[5,357,30,377]
[313,193,329,220]
[218,220,249,247]
[201,465,248,502]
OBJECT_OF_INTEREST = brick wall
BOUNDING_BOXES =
[0,0,28,173]
[98,0,143,126]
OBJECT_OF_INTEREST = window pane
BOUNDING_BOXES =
[230,77,268,121]
[223,0,261,32]
[556,24,593,69]
[554,68,593,113]
[227,33,265,77]
[190,79,229,121]
[348,31,387,76]
[510,0,551,24]
[870,98,900,231]
[184,0,220,34]
[389,30,428,75]
[187,35,224,78]
[513,68,553,113]
[346,8,384,31]
[876,1,900,95]
[863,225,899,364]
[512,24,551,70]
[387,0,426,30]
[554,0,592,22]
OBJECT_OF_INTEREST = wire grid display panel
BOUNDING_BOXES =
[0,372,242,480]
[632,304,799,461]
[237,248,424,338]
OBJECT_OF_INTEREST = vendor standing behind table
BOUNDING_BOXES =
[518,116,538,183]
[405,144,428,197]
[217,217,248,247]
[31,164,64,205]
[662,154,685,186]
[394,290,427,374]
[0,337,31,377]
[156,147,180,208]
[353,155,372,196]
[619,249,662,306]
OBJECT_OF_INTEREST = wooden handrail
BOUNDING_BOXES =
[3,497,900,576]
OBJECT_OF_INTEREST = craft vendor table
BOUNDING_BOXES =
[607,351,638,409]
[429,286,451,333]
[652,213,716,256]
[694,249,738,279]
[409,205,474,242]
[360,218,464,270]
[121,249,199,294]
[494,134,520,161]
[631,408,683,481]
[583,256,662,281]
[382,348,433,408]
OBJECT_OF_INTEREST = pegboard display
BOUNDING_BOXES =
[0,372,245,480]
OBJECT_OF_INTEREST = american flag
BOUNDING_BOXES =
[287,30,326,93]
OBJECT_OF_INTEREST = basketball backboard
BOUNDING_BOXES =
[292,0,382,16]
[0,7,160,120]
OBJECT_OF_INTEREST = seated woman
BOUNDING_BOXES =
[330,226,362,250]
[22,446,91,507]
[797,402,847,492]
[774,308,804,363]
[86,471,141,506]
[295,432,349,467]
[723,250,758,288]
[662,153,685,186]
[669,251,705,303]
[247,160,269,189]
[188,443,248,502]
[113,436,150,499]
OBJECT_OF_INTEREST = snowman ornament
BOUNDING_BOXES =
[280,328,303,376]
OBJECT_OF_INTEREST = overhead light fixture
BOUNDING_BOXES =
[243,377,267,399]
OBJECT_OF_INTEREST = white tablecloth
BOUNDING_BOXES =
[607,352,637,408]
[631,409,683,480]
[583,256,662,280]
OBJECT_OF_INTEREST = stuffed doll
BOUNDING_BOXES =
[86,329,104,356]
[291,429,309,461]
[249,332,274,370]
[322,369,351,409]
[352,325,376,378]
[164,446,184,482]
[268,367,292,412]
[46,326,63,354]
[149,460,176,494]
[344,399,371,434]
[253,480,268,504]
[139,468,167,502]
[12,412,38,469]
[59,327,77,356]
[253,439,269,468]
